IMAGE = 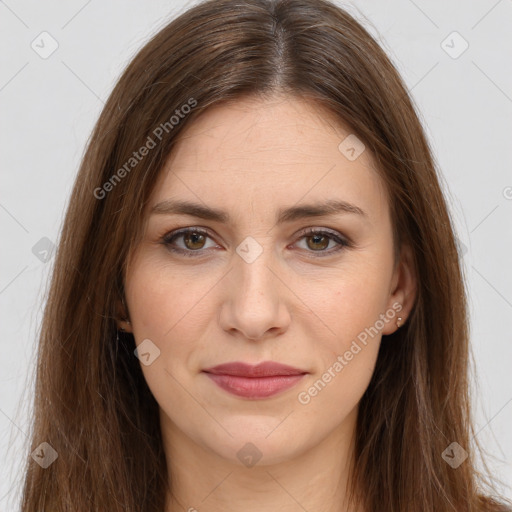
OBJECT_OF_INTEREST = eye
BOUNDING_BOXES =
[293,227,350,257]
[161,227,218,257]
[160,227,350,258]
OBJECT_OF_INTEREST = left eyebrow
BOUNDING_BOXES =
[276,199,367,223]
[150,198,368,224]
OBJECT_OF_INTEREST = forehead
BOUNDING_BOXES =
[148,94,389,226]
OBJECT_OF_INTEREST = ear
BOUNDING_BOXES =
[381,243,417,335]
[115,294,133,333]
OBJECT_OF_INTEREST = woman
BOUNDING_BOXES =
[20,0,511,510]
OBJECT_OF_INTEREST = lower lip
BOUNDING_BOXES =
[204,373,306,399]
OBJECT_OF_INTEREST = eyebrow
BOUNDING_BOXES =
[150,198,367,224]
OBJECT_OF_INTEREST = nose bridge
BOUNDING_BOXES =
[234,234,278,302]
[219,233,290,340]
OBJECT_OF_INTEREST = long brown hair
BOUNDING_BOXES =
[19,0,511,510]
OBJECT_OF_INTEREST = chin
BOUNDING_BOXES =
[207,419,313,467]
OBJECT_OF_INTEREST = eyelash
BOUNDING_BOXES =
[159,227,351,258]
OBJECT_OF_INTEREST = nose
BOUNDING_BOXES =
[218,240,291,342]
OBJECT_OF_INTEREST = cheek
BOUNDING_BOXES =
[294,274,387,419]
[126,255,213,340]
[124,259,210,414]
[302,260,392,353]
[124,255,222,395]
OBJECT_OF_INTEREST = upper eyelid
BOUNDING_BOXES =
[162,226,349,249]
[163,226,217,243]
[162,225,345,239]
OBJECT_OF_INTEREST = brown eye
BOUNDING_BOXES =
[183,231,207,250]
[162,227,349,259]
[305,233,330,251]
[162,227,217,257]
[294,228,349,257]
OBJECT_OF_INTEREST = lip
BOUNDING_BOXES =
[203,361,307,377]
[202,361,308,399]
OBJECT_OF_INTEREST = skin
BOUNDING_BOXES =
[118,94,416,512]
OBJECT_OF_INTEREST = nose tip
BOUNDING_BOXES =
[242,325,284,342]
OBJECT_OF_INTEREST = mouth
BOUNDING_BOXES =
[202,361,308,399]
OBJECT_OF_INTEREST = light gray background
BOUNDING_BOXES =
[1,0,511,509]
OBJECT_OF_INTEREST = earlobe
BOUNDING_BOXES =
[117,319,133,333]
[382,244,417,335]
[115,295,133,333]
[381,305,405,335]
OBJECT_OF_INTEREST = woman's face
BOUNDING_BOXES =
[122,94,414,467]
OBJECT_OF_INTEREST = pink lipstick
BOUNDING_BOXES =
[202,361,307,399]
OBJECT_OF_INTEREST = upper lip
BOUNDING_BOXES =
[203,361,308,377]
